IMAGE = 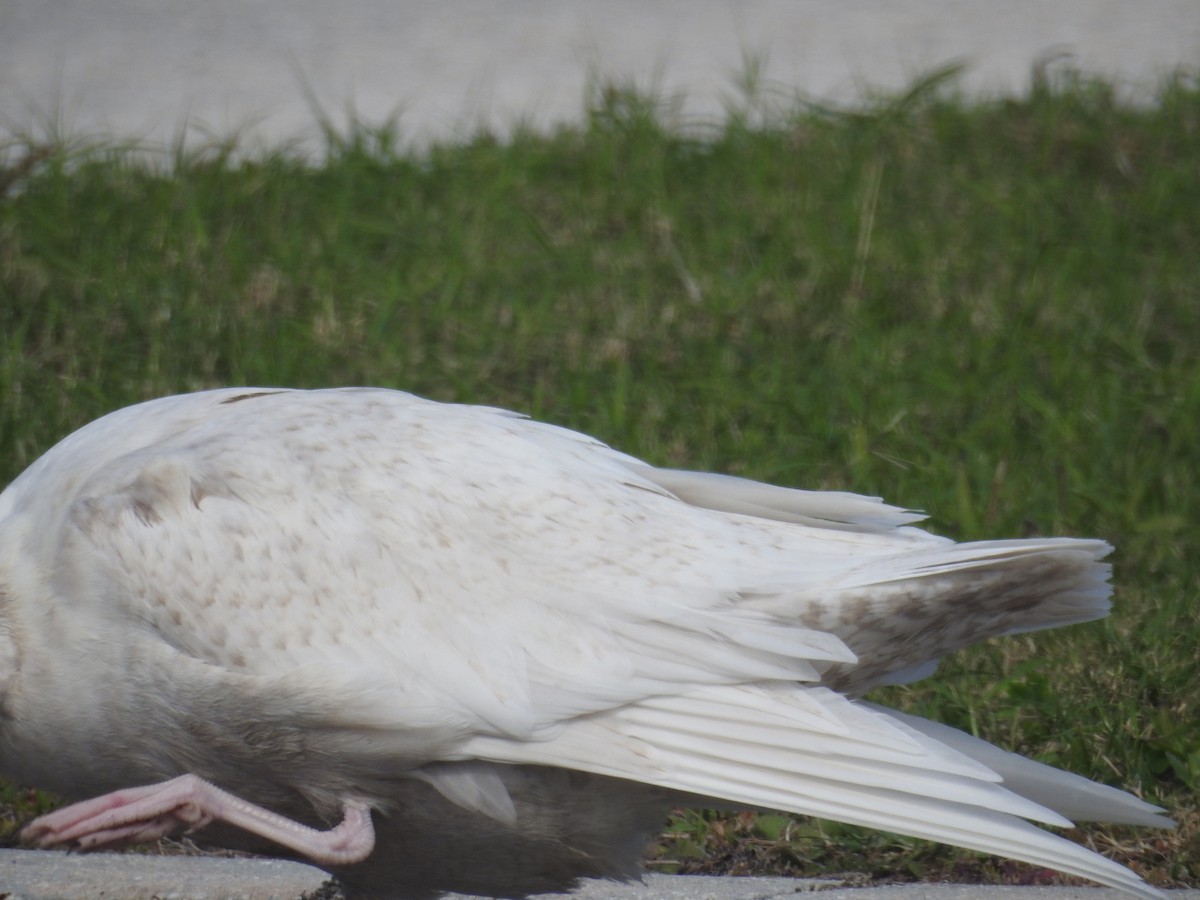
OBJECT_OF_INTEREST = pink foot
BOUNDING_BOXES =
[21,774,375,866]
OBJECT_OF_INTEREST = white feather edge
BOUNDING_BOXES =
[446,683,1163,899]
[408,762,519,825]
[868,703,1172,828]
[626,465,932,533]
[826,537,1113,587]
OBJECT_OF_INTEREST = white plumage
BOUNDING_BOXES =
[0,388,1168,898]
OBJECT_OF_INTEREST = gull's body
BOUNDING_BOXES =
[0,388,1168,898]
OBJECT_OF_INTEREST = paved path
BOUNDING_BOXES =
[3,849,1198,900]
[2,1,1197,154]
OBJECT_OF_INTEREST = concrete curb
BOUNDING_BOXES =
[2,851,1198,900]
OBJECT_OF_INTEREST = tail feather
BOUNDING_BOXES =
[455,466,1157,894]
[873,704,1172,828]
[780,538,1115,694]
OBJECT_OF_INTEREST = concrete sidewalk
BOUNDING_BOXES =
[2,849,1197,900]
[2,0,1197,155]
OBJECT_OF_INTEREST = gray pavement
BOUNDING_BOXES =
[0,848,325,900]
[2,849,1198,900]
[2,1,1198,155]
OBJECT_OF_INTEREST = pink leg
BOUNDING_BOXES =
[21,774,375,866]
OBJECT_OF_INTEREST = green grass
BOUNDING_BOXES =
[1,66,1198,888]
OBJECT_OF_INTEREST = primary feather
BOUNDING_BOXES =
[0,388,1168,898]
